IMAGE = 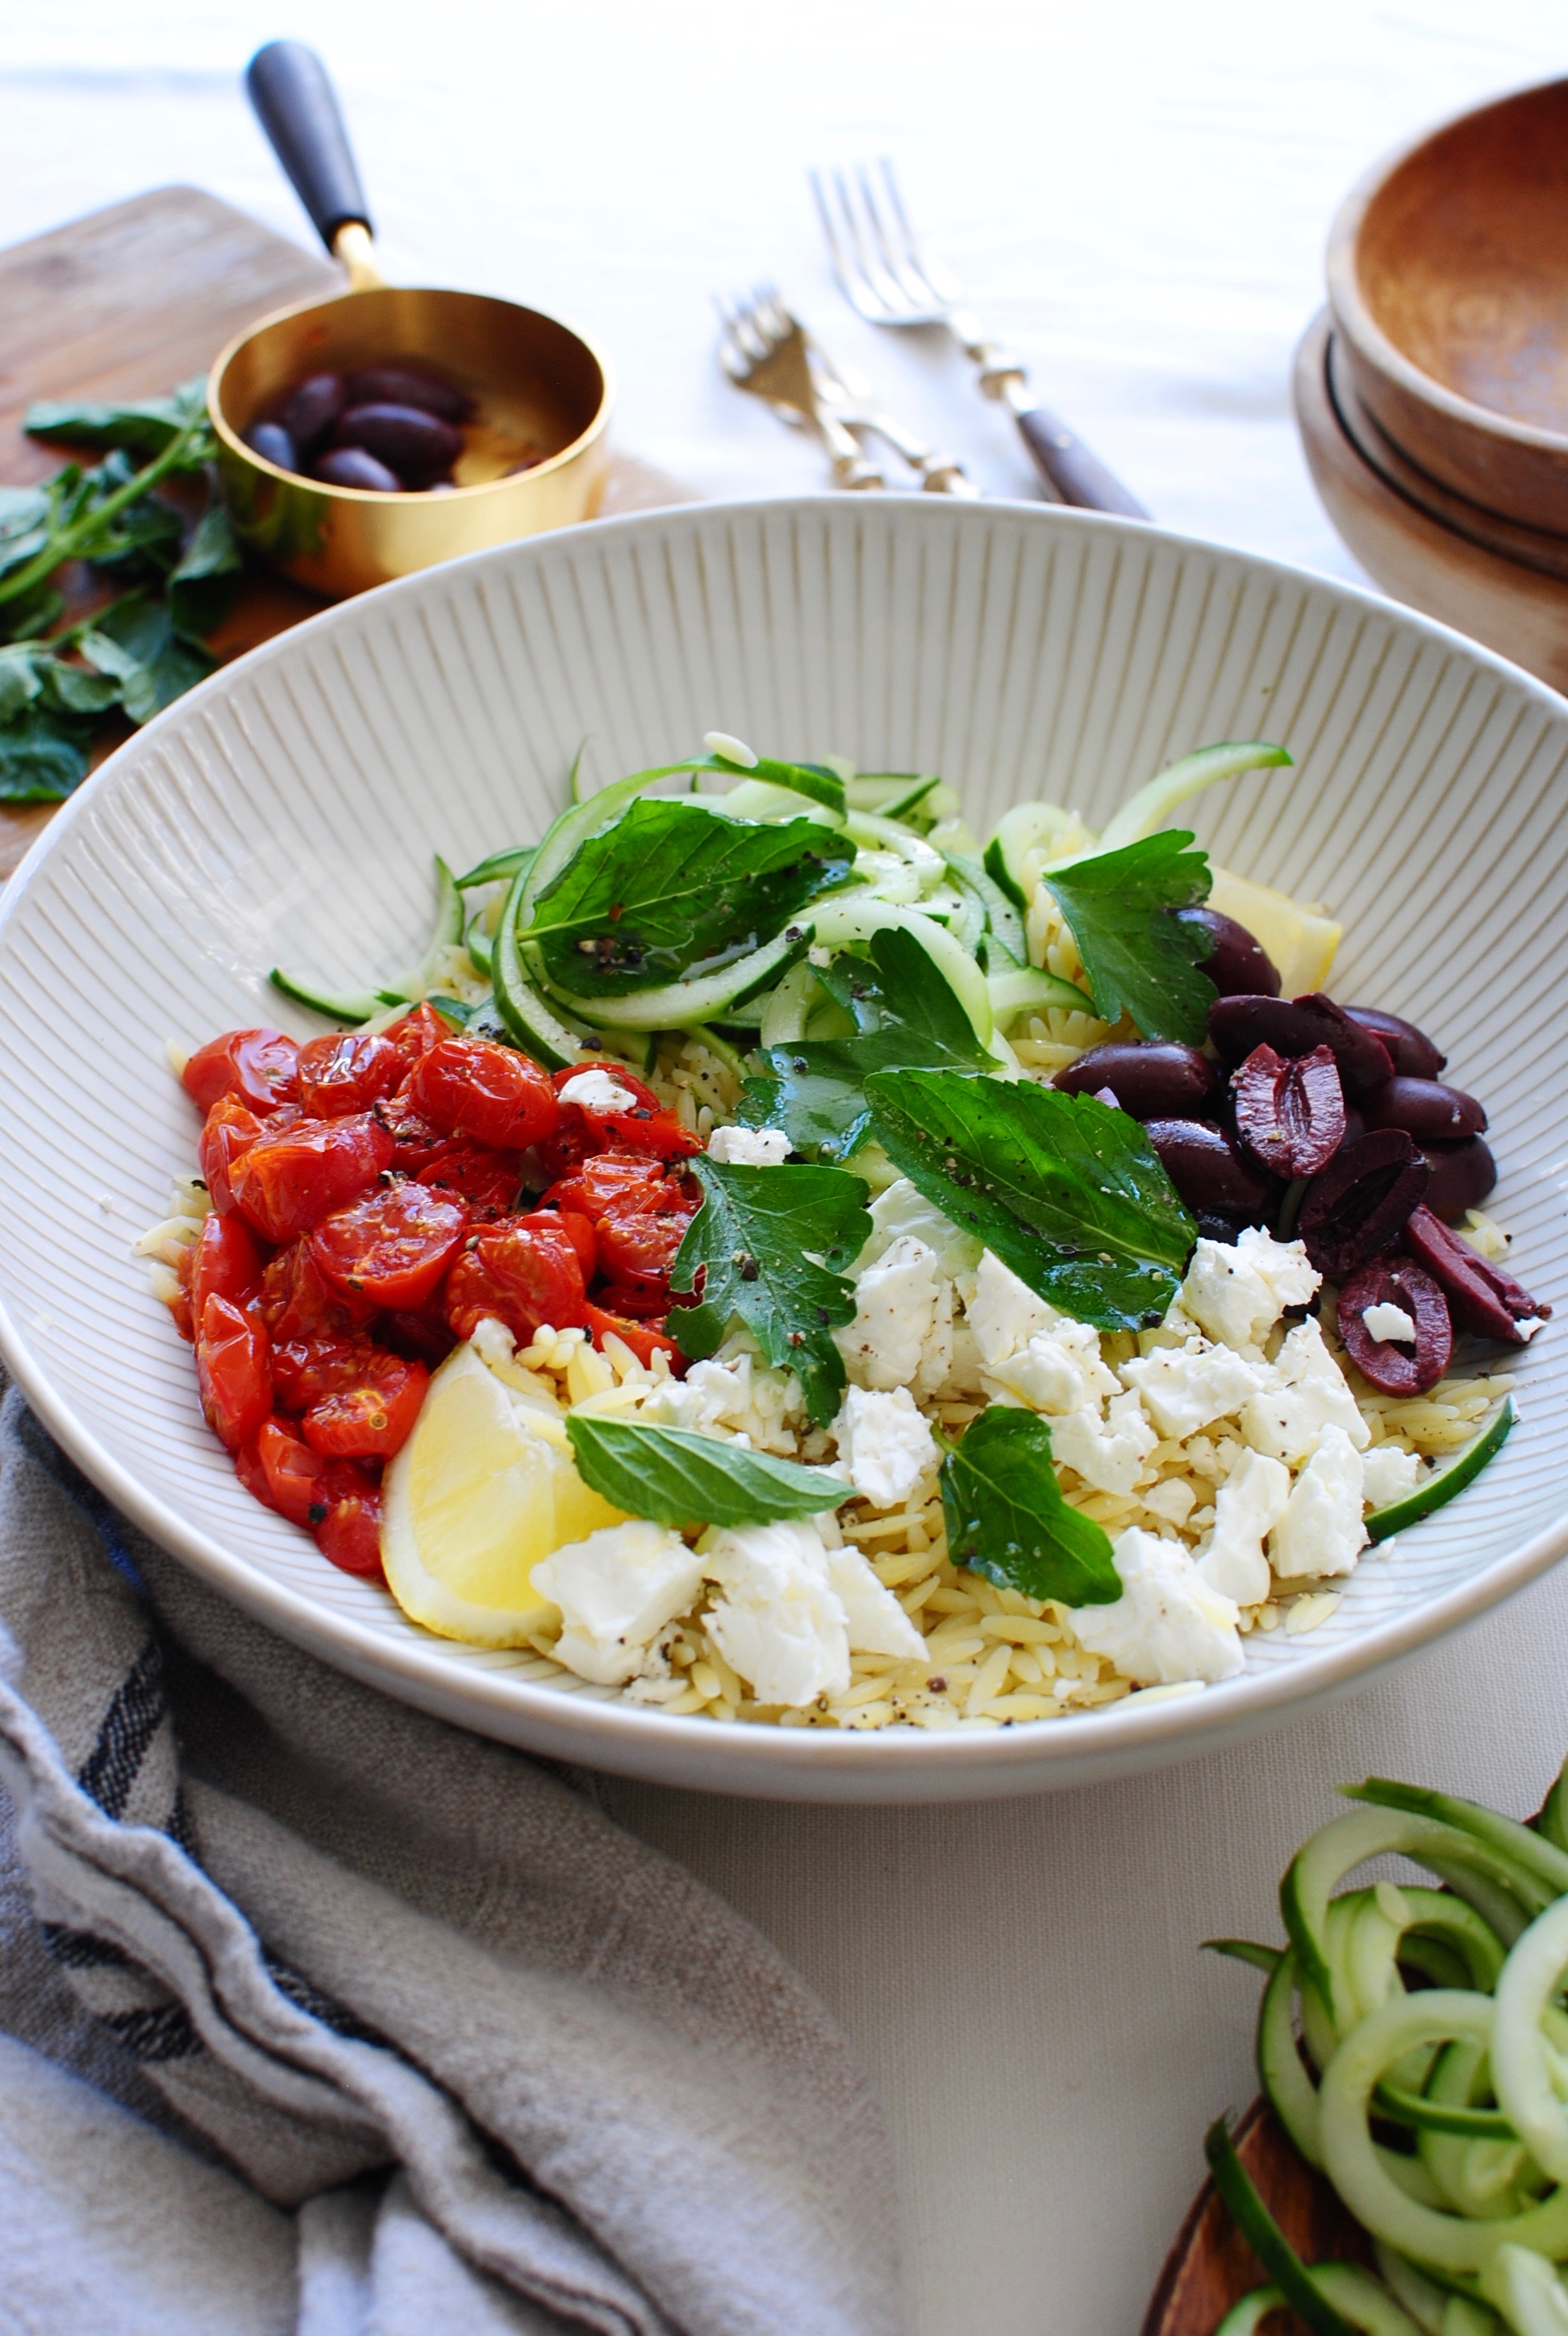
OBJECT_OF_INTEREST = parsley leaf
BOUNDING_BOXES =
[739,926,993,1162]
[864,1068,1194,1330]
[1043,830,1216,1043]
[565,1416,845,1528]
[669,1157,871,1426]
[524,799,853,996]
[940,1408,1120,1604]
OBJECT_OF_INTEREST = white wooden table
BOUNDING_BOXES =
[5,4,1566,2326]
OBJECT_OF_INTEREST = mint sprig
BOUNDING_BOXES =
[940,1408,1120,1604]
[565,1416,845,1528]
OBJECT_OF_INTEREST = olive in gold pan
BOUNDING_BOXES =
[210,41,612,598]
[329,402,464,484]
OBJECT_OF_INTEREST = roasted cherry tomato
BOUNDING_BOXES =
[542,1148,671,1222]
[407,1037,559,1152]
[255,1415,328,1527]
[444,1216,586,1343]
[539,1208,597,1280]
[582,1299,681,1372]
[198,1096,269,1216]
[271,1332,363,1412]
[301,1349,427,1460]
[594,1184,695,1292]
[594,1281,679,1321]
[196,1293,272,1451]
[256,1239,376,1344]
[233,1435,273,1510]
[315,1474,385,1578]
[373,1087,456,1174]
[296,1031,404,1118]
[550,1060,701,1160]
[190,1211,265,1323]
[230,1113,394,1245]
[382,1003,452,1074]
[181,1028,300,1116]
[379,1304,460,1367]
[415,1142,523,1220]
[311,1181,468,1310]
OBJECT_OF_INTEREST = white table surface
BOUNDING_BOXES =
[6,5,1568,2328]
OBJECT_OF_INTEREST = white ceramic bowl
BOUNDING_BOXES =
[2,497,1564,1803]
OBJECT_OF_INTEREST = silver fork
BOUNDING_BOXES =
[809,160,1149,520]
[715,287,884,490]
[807,342,978,497]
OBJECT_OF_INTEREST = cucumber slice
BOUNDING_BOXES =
[493,866,583,1068]
[810,897,993,1045]
[268,968,383,1023]
[987,965,1096,1021]
[985,801,1075,902]
[942,849,1027,965]
[465,906,494,978]
[547,924,811,1032]
[1366,1400,1514,1544]
[404,856,463,995]
[456,843,535,890]
[1094,740,1291,857]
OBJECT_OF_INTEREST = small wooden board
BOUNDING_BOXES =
[0,186,694,879]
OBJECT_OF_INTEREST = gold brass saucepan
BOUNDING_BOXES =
[209,42,613,599]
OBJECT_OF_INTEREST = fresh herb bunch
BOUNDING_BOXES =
[0,378,242,803]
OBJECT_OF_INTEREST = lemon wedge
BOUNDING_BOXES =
[1209,866,1341,997]
[382,1341,624,1646]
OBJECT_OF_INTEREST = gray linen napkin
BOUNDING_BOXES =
[0,1374,900,2336]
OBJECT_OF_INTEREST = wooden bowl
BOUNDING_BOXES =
[1327,77,1568,533]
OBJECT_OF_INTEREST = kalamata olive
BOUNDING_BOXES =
[312,445,404,493]
[1194,1211,1244,1246]
[1232,1043,1345,1178]
[1341,1105,1366,1149]
[332,403,463,479]
[344,365,474,422]
[280,370,347,454]
[1170,906,1282,998]
[1363,1076,1487,1142]
[1297,1128,1428,1275]
[1420,1137,1497,1224]
[1207,992,1393,1099]
[1335,1259,1452,1397]
[1055,1041,1217,1120]
[1341,1004,1446,1078]
[245,420,296,471]
[1144,1119,1278,1223]
[1402,1203,1550,1344]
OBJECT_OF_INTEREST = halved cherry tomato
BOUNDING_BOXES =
[271,1332,361,1412]
[373,1088,456,1174]
[407,1037,559,1151]
[197,1293,272,1451]
[256,1239,376,1345]
[315,1474,385,1578]
[182,1028,300,1116]
[297,1031,404,1118]
[594,1186,695,1292]
[311,1181,468,1311]
[382,1003,451,1074]
[594,1281,680,1320]
[538,1208,597,1281]
[301,1349,427,1460]
[415,1142,523,1220]
[444,1216,586,1343]
[190,1212,265,1323]
[255,1415,327,1527]
[198,1096,269,1216]
[379,1304,460,1367]
[542,1148,671,1222]
[582,1299,682,1372]
[551,1059,700,1159]
[234,1435,273,1510]
[230,1113,394,1244]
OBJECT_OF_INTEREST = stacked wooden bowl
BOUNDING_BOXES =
[1295,76,1568,693]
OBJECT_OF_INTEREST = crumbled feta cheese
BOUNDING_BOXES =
[707,1124,791,1167]
[911,1275,955,1400]
[559,1067,640,1115]
[1240,1317,1370,1463]
[702,1520,850,1705]
[836,1234,943,1391]
[1181,1232,1319,1350]
[1268,1425,1367,1579]
[964,1250,1057,1367]
[1360,1444,1424,1510]
[861,1177,982,1281]
[1141,1477,1196,1525]
[1120,1339,1272,1441]
[1361,1301,1416,1345]
[987,1317,1120,1416]
[535,1521,706,1686]
[1195,1448,1291,1605]
[824,1546,927,1662]
[1070,1528,1244,1685]
[1051,1390,1160,1495]
[832,1384,938,1508]
[639,1348,801,1453]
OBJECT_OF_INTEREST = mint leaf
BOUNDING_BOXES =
[0,706,92,802]
[565,1416,845,1527]
[167,504,243,640]
[669,1157,871,1426]
[865,1068,1193,1330]
[79,596,214,725]
[941,1409,1120,1606]
[1044,830,1216,1042]
[525,799,853,996]
[25,377,213,468]
[740,926,992,1162]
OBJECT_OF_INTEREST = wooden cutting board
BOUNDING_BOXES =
[0,185,694,879]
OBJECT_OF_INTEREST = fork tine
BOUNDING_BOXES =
[857,161,937,310]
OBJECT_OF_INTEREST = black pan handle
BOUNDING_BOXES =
[1015,405,1149,520]
[245,41,372,252]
